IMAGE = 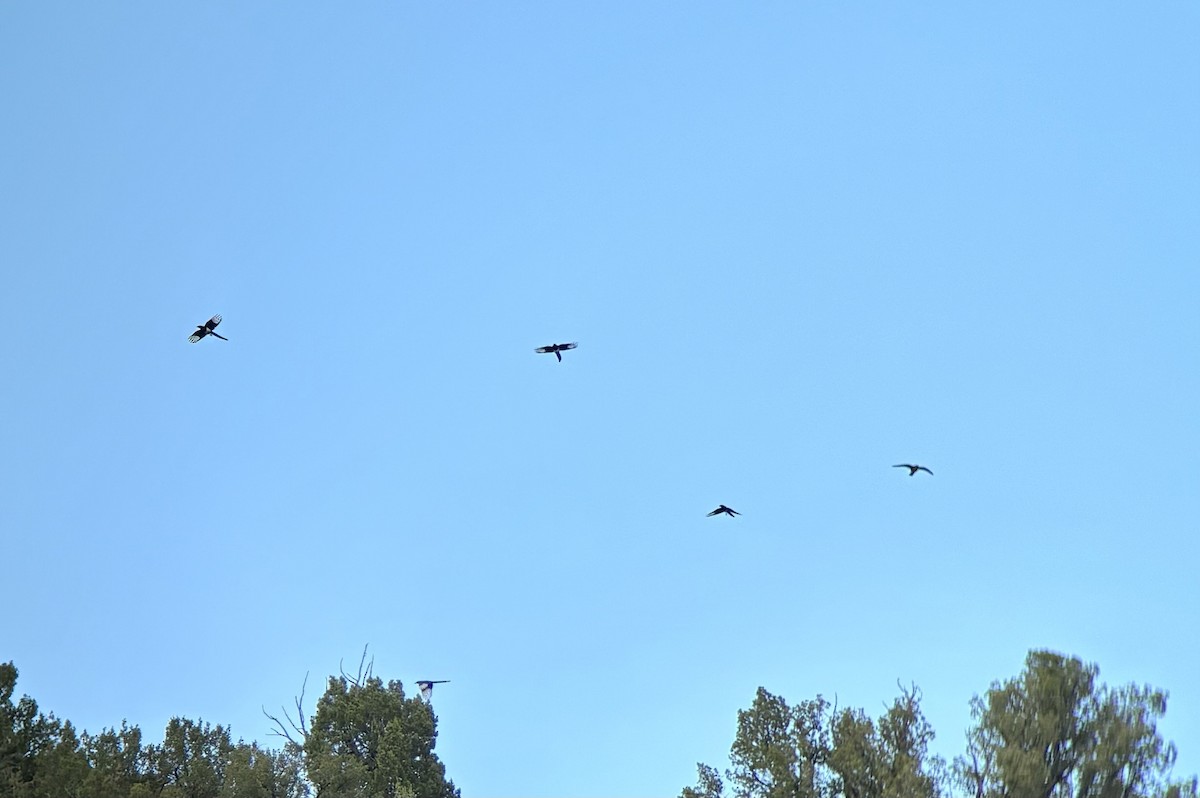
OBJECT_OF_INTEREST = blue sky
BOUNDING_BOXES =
[2,3,1197,796]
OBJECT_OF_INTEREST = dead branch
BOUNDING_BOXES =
[263,671,310,745]
[340,644,374,687]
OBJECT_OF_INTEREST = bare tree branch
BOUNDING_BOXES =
[358,644,373,684]
[340,644,374,687]
[294,671,310,736]
[263,671,310,746]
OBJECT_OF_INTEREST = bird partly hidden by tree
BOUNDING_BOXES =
[893,463,933,476]
[534,341,578,362]
[188,314,227,343]
[416,680,449,703]
[707,505,740,517]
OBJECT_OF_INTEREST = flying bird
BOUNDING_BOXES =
[893,464,933,476]
[416,680,449,703]
[707,505,740,517]
[188,314,227,343]
[534,341,578,362]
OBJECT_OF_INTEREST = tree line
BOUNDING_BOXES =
[681,650,1197,798]
[4,649,1194,797]
[0,656,457,798]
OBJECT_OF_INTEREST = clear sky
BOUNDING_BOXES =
[2,3,1197,796]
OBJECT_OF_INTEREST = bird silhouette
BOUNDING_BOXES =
[534,341,578,362]
[893,464,933,476]
[416,680,449,703]
[707,505,740,517]
[188,314,227,343]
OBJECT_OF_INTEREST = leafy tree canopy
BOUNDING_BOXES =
[0,656,456,798]
[955,650,1197,798]
[683,651,1196,798]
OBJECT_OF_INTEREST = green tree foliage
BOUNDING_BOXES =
[727,690,833,798]
[220,742,307,798]
[0,658,455,798]
[682,764,725,798]
[681,686,942,798]
[155,718,234,798]
[682,653,1196,798]
[301,670,458,798]
[955,650,1197,798]
[828,685,942,798]
[81,722,157,798]
[0,661,85,798]
[26,719,86,798]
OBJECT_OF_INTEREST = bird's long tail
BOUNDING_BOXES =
[211,332,229,341]
[555,351,562,362]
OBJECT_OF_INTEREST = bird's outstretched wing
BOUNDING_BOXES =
[205,314,222,330]
[188,331,205,343]
[917,466,933,475]
[706,508,721,516]
[727,508,741,515]
[559,342,578,350]
[417,680,449,701]
[893,464,913,469]
[534,345,555,354]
